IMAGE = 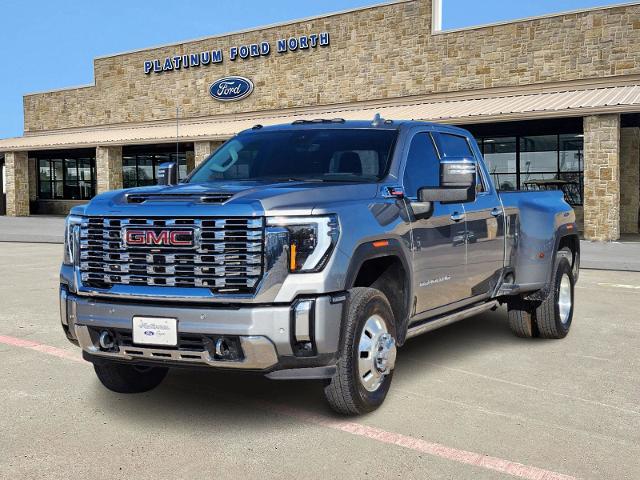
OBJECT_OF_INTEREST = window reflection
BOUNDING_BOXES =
[37,152,96,200]
[477,133,584,205]
[122,147,189,188]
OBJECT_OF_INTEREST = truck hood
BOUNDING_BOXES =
[79,180,379,217]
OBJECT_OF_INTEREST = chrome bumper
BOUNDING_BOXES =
[75,325,279,370]
[61,288,344,371]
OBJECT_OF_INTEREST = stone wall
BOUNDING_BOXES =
[23,0,640,132]
[583,114,621,241]
[5,152,29,216]
[96,146,123,193]
[28,158,37,201]
[620,127,640,234]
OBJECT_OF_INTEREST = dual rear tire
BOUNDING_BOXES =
[508,248,575,339]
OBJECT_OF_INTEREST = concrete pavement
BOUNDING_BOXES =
[0,243,638,479]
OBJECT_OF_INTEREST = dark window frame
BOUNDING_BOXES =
[122,148,189,188]
[35,151,96,201]
[478,133,584,205]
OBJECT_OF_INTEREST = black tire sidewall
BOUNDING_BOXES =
[552,256,574,336]
[348,291,396,412]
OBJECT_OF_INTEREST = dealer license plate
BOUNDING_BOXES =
[132,317,178,346]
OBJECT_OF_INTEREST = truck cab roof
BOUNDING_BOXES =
[238,118,472,137]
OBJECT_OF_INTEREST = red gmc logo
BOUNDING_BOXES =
[124,229,195,247]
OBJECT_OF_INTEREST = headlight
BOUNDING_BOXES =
[63,215,83,266]
[266,215,339,272]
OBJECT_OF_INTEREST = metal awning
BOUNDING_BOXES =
[2,84,640,152]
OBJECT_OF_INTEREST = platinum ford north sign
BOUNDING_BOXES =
[209,77,254,102]
[144,32,330,74]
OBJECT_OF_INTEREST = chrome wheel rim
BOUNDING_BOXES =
[558,274,572,325]
[358,315,396,392]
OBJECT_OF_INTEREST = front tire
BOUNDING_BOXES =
[324,287,397,415]
[94,361,168,394]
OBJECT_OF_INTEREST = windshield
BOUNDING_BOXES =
[188,129,398,183]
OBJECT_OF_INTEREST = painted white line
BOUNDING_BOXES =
[0,334,579,480]
[597,283,640,290]
[413,361,640,416]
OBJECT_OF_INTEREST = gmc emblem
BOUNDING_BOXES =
[123,229,195,248]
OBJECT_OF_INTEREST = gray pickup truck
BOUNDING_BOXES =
[60,117,580,415]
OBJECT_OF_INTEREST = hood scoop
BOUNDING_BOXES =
[125,192,234,204]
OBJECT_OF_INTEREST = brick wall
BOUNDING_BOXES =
[23,0,640,132]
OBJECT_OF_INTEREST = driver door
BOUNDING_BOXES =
[403,131,467,315]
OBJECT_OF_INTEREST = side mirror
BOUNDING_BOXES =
[441,158,477,189]
[417,158,477,204]
[157,162,178,186]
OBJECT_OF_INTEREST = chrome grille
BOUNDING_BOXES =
[79,217,264,294]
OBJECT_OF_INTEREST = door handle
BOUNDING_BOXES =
[491,208,503,217]
[450,212,465,222]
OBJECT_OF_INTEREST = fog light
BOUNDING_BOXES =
[98,330,115,350]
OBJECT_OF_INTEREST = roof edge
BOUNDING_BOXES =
[434,1,640,35]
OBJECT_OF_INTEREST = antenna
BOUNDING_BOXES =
[176,106,180,177]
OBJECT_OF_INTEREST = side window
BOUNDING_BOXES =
[438,133,473,158]
[403,133,440,198]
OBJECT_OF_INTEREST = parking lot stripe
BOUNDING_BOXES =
[266,403,578,480]
[1,333,578,480]
[0,335,83,364]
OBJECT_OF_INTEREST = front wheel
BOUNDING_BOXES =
[324,287,397,415]
[94,361,168,394]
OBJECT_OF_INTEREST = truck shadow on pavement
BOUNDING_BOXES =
[89,307,526,426]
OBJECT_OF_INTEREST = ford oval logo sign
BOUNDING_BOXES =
[209,76,254,102]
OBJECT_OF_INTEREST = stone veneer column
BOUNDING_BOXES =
[5,151,30,216]
[96,146,123,194]
[583,114,621,241]
[28,158,37,201]
[620,127,640,234]
[194,141,224,168]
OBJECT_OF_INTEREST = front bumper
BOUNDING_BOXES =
[60,287,345,374]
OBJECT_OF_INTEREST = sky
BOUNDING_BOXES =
[0,0,626,139]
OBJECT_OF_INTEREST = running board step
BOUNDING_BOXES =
[406,301,499,340]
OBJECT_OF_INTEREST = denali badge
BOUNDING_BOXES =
[123,229,195,248]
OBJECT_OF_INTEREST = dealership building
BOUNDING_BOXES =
[1,0,640,241]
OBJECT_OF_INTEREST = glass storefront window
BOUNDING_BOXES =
[36,152,96,201]
[520,135,558,175]
[482,137,517,189]
[476,133,584,205]
[122,148,189,188]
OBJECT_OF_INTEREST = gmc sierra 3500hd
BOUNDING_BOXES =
[59,116,580,415]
